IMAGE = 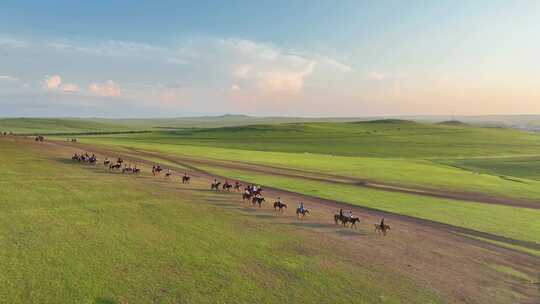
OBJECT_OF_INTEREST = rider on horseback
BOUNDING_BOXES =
[380,218,385,228]
[298,201,305,213]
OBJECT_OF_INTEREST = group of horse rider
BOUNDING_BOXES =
[72,152,97,163]
[68,152,389,232]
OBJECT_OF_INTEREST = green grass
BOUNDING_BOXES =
[447,156,540,181]
[0,118,135,134]
[0,139,440,303]
[489,265,533,282]
[76,136,540,202]
[194,164,540,244]
[75,121,540,158]
[456,234,540,257]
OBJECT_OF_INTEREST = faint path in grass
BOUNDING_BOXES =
[125,147,540,210]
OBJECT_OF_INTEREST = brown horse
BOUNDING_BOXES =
[296,208,310,218]
[273,201,287,211]
[374,223,391,236]
[182,175,190,184]
[152,166,163,176]
[335,214,360,228]
[242,192,252,202]
[252,196,265,207]
[222,182,232,191]
[211,182,221,190]
[109,163,121,170]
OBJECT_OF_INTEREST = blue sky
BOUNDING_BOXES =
[1,1,539,117]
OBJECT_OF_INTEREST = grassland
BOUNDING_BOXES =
[78,133,540,202]
[192,164,540,244]
[82,121,540,158]
[0,118,137,134]
[0,138,441,303]
[52,120,540,247]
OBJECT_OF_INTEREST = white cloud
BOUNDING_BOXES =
[89,80,121,97]
[0,75,19,81]
[367,72,386,81]
[0,36,27,49]
[367,72,404,81]
[62,83,79,93]
[43,75,62,90]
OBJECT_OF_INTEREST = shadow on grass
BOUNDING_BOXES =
[95,298,116,304]
[288,221,336,229]
[336,228,368,237]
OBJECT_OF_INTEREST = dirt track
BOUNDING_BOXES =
[39,138,540,303]
[121,147,540,209]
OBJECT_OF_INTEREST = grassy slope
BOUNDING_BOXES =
[448,156,540,181]
[0,139,439,303]
[194,164,540,244]
[0,118,133,134]
[78,136,540,202]
[129,121,540,158]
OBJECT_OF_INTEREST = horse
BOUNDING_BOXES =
[242,192,252,202]
[117,158,124,165]
[253,187,263,196]
[273,201,287,211]
[374,223,391,236]
[122,166,133,174]
[234,182,242,191]
[296,208,310,218]
[72,154,79,161]
[211,182,221,190]
[334,214,360,228]
[109,163,121,170]
[252,196,265,208]
[222,182,232,191]
[165,170,173,178]
[182,175,190,184]
[103,158,111,166]
[152,166,163,176]
[133,167,141,174]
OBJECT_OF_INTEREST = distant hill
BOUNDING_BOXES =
[0,118,134,135]
[2,114,540,134]
[437,120,469,126]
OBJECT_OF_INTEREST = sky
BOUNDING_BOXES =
[0,0,539,117]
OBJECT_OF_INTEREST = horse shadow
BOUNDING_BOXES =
[253,214,275,220]
[94,298,115,304]
[288,222,335,229]
[335,229,368,237]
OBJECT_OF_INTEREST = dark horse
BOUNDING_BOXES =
[234,182,242,191]
[252,196,265,207]
[152,166,163,176]
[273,201,287,211]
[374,223,391,236]
[296,208,310,218]
[182,175,190,184]
[242,192,252,202]
[222,182,232,191]
[211,182,221,190]
[335,214,360,228]
[109,163,121,170]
